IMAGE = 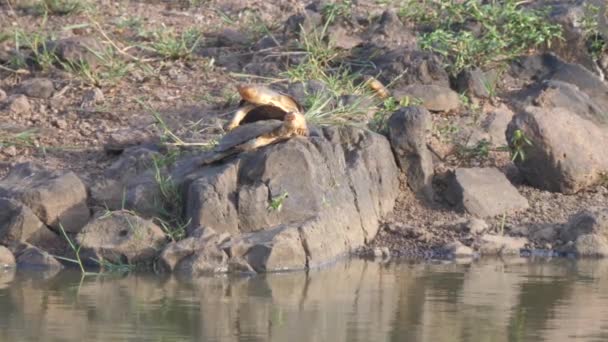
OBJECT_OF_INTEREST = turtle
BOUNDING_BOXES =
[202,111,309,165]
[225,84,304,131]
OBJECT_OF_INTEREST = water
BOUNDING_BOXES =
[2,258,608,342]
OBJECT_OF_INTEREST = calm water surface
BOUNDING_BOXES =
[2,258,608,342]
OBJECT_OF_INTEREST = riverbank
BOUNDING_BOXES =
[1,0,608,274]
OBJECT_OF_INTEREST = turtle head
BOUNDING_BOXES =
[283,112,309,136]
[237,84,257,102]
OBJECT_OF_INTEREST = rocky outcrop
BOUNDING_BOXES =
[0,163,90,233]
[559,207,608,256]
[76,211,167,265]
[445,167,529,218]
[161,126,400,274]
[0,197,60,251]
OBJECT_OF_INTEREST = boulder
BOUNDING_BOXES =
[560,207,608,256]
[0,163,90,233]
[506,106,608,193]
[455,68,498,99]
[0,246,15,268]
[0,197,59,249]
[19,78,54,99]
[388,106,434,200]
[15,244,64,269]
[393,84,460,112]
[161,126,399,273]
[0,88,6,102]
[76,211,167,265]
[445,167,529,217]
[480,105,514,146]
[479,234,527,256]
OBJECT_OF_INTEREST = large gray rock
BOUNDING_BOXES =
[0,246,15,268]
[0,197,59,250]
[76,211,167,265]
[506,106,608,194]
[388,106,434,200]
[446,167,529,217]
[0,163,90,233]
[394,84,460,112]
[160,126,399,274]
[560,207,608,256]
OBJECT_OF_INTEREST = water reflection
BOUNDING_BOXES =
[1,258,608,342]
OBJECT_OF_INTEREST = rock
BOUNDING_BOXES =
[480,106,514,146]
[76,211,167,265]
[283,10,323,38]
[543,2,598,74]
[363,48,450,88]
[160,227,229,275]
[15,244,64,269]
[215,28,249,47]
[372,247,391,258]
[328,25,363,50]
[510,53,608,113]
[455,68,497,99]
[0,246,15,268]
[104,128,158,152]
[393,85,460,112]
[0,88,6,102]
[19,78,54,99]
[176,126,399,272]
[445,167,529,217]
[506,106,608,193]
[560,207,608,256]
[0,163,90,233]
[388,106,434,200]
[445,241,475,258]
[186,162,240,235]
[80,87,104,109]
[47,36,104,69]
[479,234,527,256]
[287,80,328,105]
[0,197,58,249]
[366,9,416,48]
[5,95,31,115]
[467,218,489,235]
[89,146,161,210]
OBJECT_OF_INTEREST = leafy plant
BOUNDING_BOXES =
[268,191,289,212]
[146,26,202,60]
[510,129,533,162]
[579,3,606,59]
[414,0,562,75]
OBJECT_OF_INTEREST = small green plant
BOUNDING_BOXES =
[0,128,38,149]
[369,95,422,133]
[53,223,96,275]
[579,3,606,59]
[268,191,289,212]
[414,0,562,75]
[146,26,202,60]
[457,138,492,160]
[510,129,533,162]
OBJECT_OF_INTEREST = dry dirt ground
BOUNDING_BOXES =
[1,0,607,257]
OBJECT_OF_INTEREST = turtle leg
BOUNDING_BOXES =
[226,103,257,131]
[240,135,281,151]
